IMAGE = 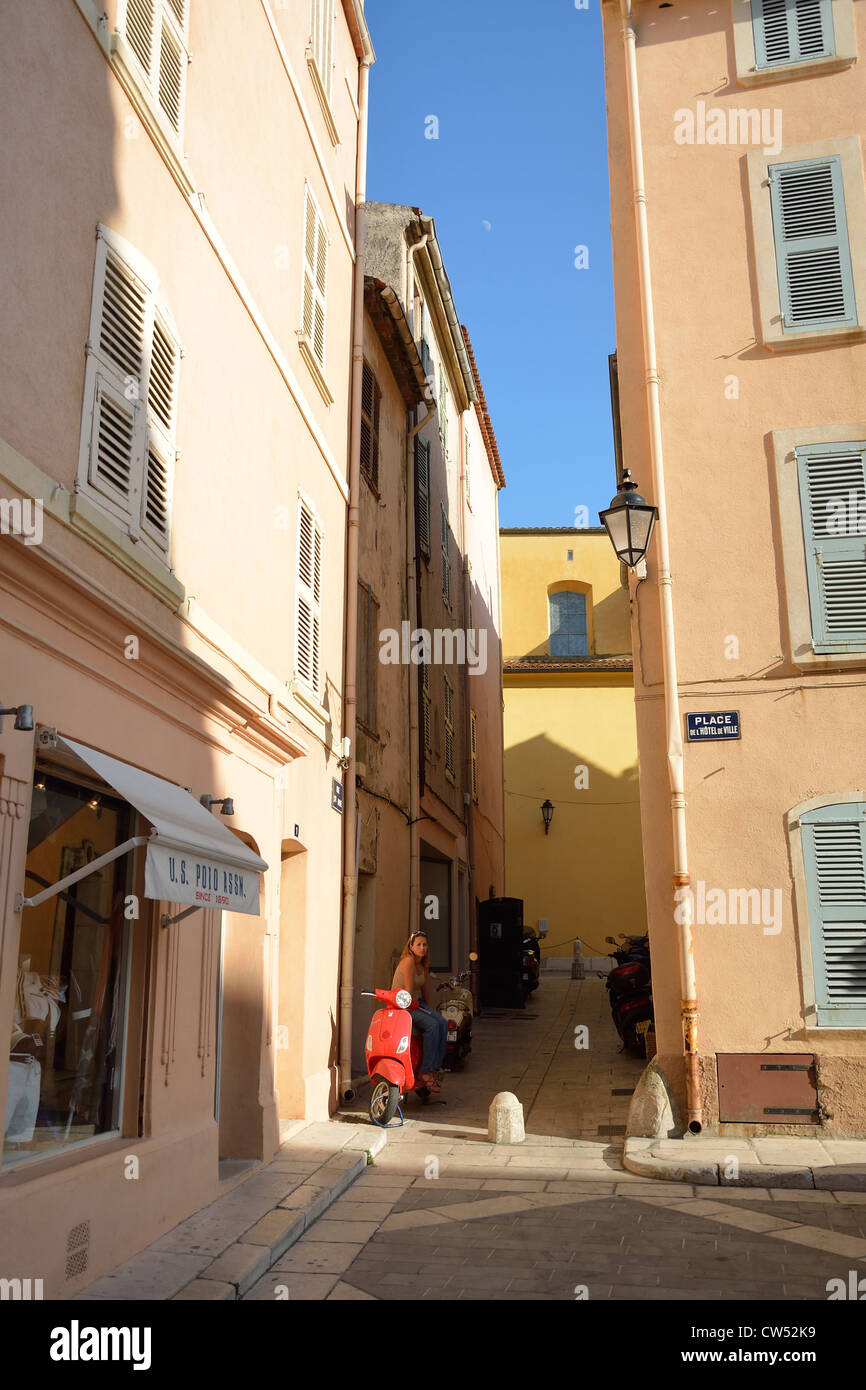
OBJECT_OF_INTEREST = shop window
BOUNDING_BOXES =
[5,767,135,1167]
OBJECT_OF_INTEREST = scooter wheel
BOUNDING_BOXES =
[370,1077,401,1127]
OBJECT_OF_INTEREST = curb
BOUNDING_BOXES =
[623,1136,866,1192]
[175,1126,389,1301]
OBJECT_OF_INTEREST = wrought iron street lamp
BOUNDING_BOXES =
[541,799,554,835]
[598,470,658,569]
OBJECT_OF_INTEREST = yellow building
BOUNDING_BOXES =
[501,529,647,964]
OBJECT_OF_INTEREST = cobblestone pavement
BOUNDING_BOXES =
[244,976,866,1301]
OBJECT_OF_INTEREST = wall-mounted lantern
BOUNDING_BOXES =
[541,799,554,835]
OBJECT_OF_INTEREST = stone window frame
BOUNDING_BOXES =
[730,0,857,86]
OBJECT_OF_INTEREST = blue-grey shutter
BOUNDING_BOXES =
[753,0,835,68]
[769,157,857,332]
[797,442,866,652]
[801,803,866,1026]
[415,435,431,558]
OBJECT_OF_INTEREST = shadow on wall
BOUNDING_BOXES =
[504,730,646,957]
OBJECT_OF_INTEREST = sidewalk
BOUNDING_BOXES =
[73,1121,387,1301]
[624,1134,866,1190]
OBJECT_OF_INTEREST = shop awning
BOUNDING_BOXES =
[19,736,267,918]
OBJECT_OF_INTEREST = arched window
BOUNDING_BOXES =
[549,591,588,657]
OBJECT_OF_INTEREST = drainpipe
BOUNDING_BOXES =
[338,52,372,1105]
[619,0,701,1132]
[459,418,475,956]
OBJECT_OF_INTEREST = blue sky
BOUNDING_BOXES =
[365,0,618,527]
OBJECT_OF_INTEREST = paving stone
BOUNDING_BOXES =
[320,1201,395,1222]
[245,1272,339,1300]
[72,1251,213,1301]
[326,1280,378,1299]
[173,1279,236,1301]
[378,1210,456,1232]
[813,1167,866,1192]
[271,1241,364,1274]
[199,1242,272,1295]
[730,1165,814,1189]
[766,1226,866,1258]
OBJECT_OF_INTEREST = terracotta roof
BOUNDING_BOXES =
[461,326,505,490]
[364,278,429,410]
[504,656,633,673]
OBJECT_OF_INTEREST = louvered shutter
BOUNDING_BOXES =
[297,500,322,693]
[302,187,328,368]
[753,0,835,68]
[360,363,380,488]
[769,157,857,331]
[87,250,148,521]
[439,375,448,451]
[464,429,471,508]
[470,709,478,802]
[797,442,866,652]
[311,0,334,100]
[801,804,866,1026]
[444,676,455,779]
[416,436,431,559]
[422,661,431,752]
[123,0,188,137]
[440,503,451,607]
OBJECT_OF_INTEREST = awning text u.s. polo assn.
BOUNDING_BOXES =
[15,736,267,918]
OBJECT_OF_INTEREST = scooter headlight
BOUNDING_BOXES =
[396,1035,409,1054]
[395,989,412,1009]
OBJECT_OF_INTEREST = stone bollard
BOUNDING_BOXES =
[488,1091,525,1144]
[572,939,585,980]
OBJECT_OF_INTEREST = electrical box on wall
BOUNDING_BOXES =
[717,1054,819,1124]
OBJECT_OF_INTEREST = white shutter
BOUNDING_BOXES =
[297,499,323,694]
[302,186,328,368]
[310,0,334,100]
[121,0,189,138]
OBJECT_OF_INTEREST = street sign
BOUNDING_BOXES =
[331,779,343,813]
[686,711,740,741]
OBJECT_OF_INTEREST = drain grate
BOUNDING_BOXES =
[597,1124,627,1136]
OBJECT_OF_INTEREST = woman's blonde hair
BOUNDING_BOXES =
[398,931,429,979]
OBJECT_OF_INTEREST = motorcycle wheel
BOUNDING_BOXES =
[369,1076,401,1127]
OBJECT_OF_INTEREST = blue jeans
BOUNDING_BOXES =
[412,1000,447,1073]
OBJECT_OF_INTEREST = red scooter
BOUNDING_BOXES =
[360,986,432,1126]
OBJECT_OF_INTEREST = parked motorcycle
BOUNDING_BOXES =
[436,959,476,1069]
[604,933,654,1056]
[521,929,541,996]
[360,986,431,1126]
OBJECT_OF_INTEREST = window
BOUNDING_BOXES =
[360,363,381,490]
[422,661,431,753]
[470,709,478,803]
[120,0,190,137]
[309,0,334,102]
[549,591,589,657]
[296,497,323,695]
[78,225,180,556]
[439,374,449,453]
[799,801,866,1026]
[769,157,857,334]
[796,441,866,653]
[357,581,379,733]
[444,675,455,781]
[301,185,329,371]
[5,766,135,1167]
[752,0,835,68]
[415,435,431,559]
[441,503,451,608]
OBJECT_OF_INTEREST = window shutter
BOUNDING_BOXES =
[422,661,431,752]
[297,499,322,693]
[302,187,328,368]
[753,0,835,68]
[122,0,188,136]
[439,375,448,451]
[801,804,866,1026]
[470,709,478,803]
[769,157,857,331]
[360,362,380,488]
[444,675,455,779]
[549,591,589,657]
[416,435,431,558]
[797,442,866,652]
[440,503,451,607]
[310,0,334,100]
[464,429,471,508]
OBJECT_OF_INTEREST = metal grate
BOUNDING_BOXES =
[67,1220,90,1253]
[65,1220,90,1281]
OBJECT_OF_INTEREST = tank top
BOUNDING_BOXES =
[412,966,426,998]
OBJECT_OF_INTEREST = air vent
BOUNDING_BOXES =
[65,1220,90,1280]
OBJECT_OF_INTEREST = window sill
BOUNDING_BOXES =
[735,53,856,87]
[292,678,328,729]
[763,323,865,351]
[69,491,185,608]
[298,336,334,406]
[307,53,340,148]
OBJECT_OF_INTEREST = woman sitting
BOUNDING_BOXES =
[391,930,447,1093]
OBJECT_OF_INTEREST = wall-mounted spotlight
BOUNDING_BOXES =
[0,703,34,733]
[200,794,235,816]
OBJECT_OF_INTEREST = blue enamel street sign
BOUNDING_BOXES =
[686,711,740,741]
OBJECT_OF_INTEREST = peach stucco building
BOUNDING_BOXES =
[602,0,866,1132]
[0,0,372,1295]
